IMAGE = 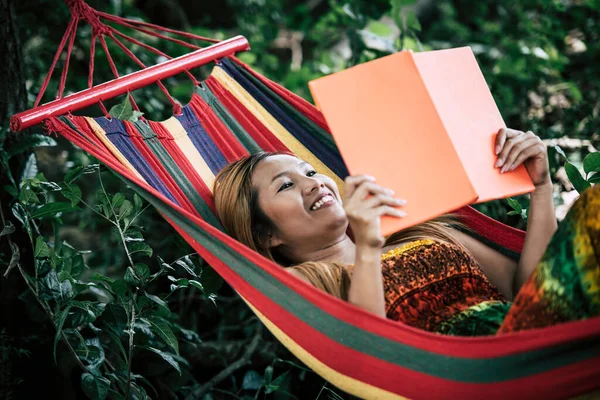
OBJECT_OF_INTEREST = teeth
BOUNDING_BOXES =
[311,194,334,211]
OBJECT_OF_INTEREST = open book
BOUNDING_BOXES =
[309,47,534,236]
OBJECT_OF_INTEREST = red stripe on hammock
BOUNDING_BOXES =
[123,121,200,216]
[188,93,249,162]
[148,120,216,213]
[205,76,290,153]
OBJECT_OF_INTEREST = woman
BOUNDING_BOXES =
[213,128,600,336]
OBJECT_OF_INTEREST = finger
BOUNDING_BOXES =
[352,182,394,202]
[506,141,547,172]
[495,128,507,155]
[501,137,540,173]
[496,131,532,168]
[362,194,406,209]
[368,205,407,218]
[344,175,375,200]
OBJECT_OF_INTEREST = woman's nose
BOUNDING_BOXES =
[303,177,325,195]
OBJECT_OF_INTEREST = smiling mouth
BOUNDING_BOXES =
[310,194,335,211]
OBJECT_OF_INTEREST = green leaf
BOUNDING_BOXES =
[130,110,144,122]
[146,317,179,355]
[21,153,38,180]
[119,199,133,218]
[507,210,520,216]
[589,173,600,184]
[111,193,125,209]
[143,292,168,309]
[367,21,393,36]
[138,346,181,375]
[39,181,62,192]
[62,183,82,206]
[53,306,71,363]
[506,197,523,213]
[133,193,143,212]
[109,95,134,121]
[136,263,150,282]
[30,202,78,219]
[189,280,204,292]
[124,267,141,287]
[265,370,289,394]
[19,186,40,204]
[564,162,591,194]
[583,152,600,175]
[174,258,198,278]
[65,164,100,183]
[35,236,51,258]
[81,372,110,400]
[242,370,262,390]
[404,11,421,32]
[7,134,57,157]
[128,242,153,258]
[553,145,567,160]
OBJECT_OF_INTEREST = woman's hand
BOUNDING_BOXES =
[343,175,406,249]
[495,128,551,188]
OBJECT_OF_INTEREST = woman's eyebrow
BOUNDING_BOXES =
[270,161,308,183]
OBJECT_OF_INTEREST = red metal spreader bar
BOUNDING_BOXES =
[10,0,250,132]
[10,36,250,132]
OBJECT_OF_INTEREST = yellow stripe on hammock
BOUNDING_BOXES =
[84,117,147,183]
[212,67,345,197]
[161,117,217,192]
[241,297,407,400]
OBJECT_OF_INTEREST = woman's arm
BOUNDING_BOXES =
[454,129,556,299]
[343,175,406,317]
[513,182,557,292]
[347,246,387,317]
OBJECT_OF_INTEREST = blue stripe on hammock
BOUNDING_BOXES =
[175,103,230,174]
[94,117,179,205]
[219,61,348,178]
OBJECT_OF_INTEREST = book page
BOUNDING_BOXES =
[309,52,477,236]
[413,48,535,202]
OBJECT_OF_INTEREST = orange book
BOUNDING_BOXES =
[309,47,534,236]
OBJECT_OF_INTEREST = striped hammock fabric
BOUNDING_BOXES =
[45,57,600,400]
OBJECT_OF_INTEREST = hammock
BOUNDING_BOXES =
[11,2,600,399]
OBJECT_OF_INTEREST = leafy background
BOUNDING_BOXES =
[1,0,598,399]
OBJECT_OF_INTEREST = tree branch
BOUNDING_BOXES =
[185,324,264,400]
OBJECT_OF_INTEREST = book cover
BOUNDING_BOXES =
[309,47,534,236]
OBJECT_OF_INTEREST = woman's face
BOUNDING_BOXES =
[252,154,348,253]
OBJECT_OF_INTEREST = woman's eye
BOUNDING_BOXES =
[278,182,293,192]
[307,170,317,177]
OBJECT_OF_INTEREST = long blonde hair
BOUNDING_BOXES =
[214,152,467,299]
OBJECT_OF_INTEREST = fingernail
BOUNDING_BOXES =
[509,165,516,171]
[367,175,376,181]
[398,211,407,217]
[500,166,507,173]
[495,159,503,168]
[387,188,395,194]
[495,145,501,155]
[398,199,407,205]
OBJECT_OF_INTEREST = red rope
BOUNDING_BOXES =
[110,28,199,85]
[100,13,202,50]
[96,11,220,44]
[57,17,79,99]
[34,18,76,107]
[107,31,182,114]
[34,0,221,117]
[98,35,143,114]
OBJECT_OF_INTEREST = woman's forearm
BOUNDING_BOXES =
[514,182,557,295]
[347,246,386,317]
